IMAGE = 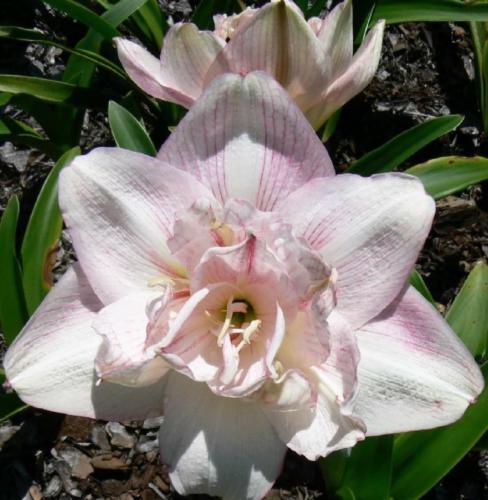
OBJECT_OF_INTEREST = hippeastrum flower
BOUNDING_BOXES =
[4,72,483,499]
[115,0,384,130]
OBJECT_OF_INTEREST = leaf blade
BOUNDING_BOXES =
[406,156,488,199]
[0,197,28,344]
[446,261,488,358]
[373,0,488,23]
[21,147,80,315]
[391,362,488,499]
[409,270,435,305]
[108,101,156,155]
[42,0,119,39]
[347,115,463,175]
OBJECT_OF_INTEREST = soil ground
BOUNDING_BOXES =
[1,1,488,499]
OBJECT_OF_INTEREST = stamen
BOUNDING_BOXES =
[147,275,190,289]
[148,276,175,288]
[273,360,284,378]
[242,319,261,344]
[217,296,235,346]
[210,219,234,246]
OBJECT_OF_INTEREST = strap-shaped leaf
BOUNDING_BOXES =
[0,116,62,158]
[108,101,156,156]
[348,115,463,175]
[0,369,28,423]
[470,21,488,135]
[42,0,119,39]
[391,362,488,499]
[0,75,106,106]
[191,0,237,29]
[321,436,393,500]
[446,261,488,359]
[131,0,167,51]
[21,147,80,315]
[0,26,126,80]
[373,0,488,23]
[409,270,435,305]
[307,0,328,18]
[406,156,488,199]
[0,197,28,344]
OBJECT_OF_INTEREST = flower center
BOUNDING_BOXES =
[206,296,261,352]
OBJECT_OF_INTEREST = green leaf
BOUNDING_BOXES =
[132,0,167,50]
[307,0,328,18]
[108,101,156,156]
[191,0,237,29]
[9,95,80,151]
[470,22,488,134]
[391,362,488,499]
[342,436,393,500]
[294,0,308,13]
[347,115,463,175]
[192,0,218,29]
[0,92,12,106]
[476,431,488,449]
[373,0,488,23]
[0,115,43,138]
[0,116,62,158]
[60,0,151,148]
[0,75,106,107]
[409,270,435,305]
[0,26,126,80]
[42,0,119,39]
[0,370,28,423]
[0,197,28,344]
[321,436,393,500]
[446,261,488,359]
[21,147,80,315]
[406,156,488,199]
[63,0,149,86]
[321,109,342,143]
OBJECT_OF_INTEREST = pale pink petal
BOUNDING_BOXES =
[93,291,169,387]
[157,23,225,107]
[221,198,333,304]
[263,387,364,461]
[158,286,231,383]
[264,309,363,459]
[213,8,258,40]
[354,286,484,435]
[205,1,330,113]
[277,311,329,371]
[4,265,167,420]
[158,71,334,210]
[316,0,353,79]
[168,198,222,274]
[260,369,316,411]
[193,237,285,293]
[315,311,360,405]
[279,173,435,328]
[278,309,359,405]
[307,17,323,35]
[193,235,299,320]
[159,372,286,499]
[115,38,194,107]
[212,302,286,397]
[59,148,216,304]
[157,277,286,397]
[306,20,385,128]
